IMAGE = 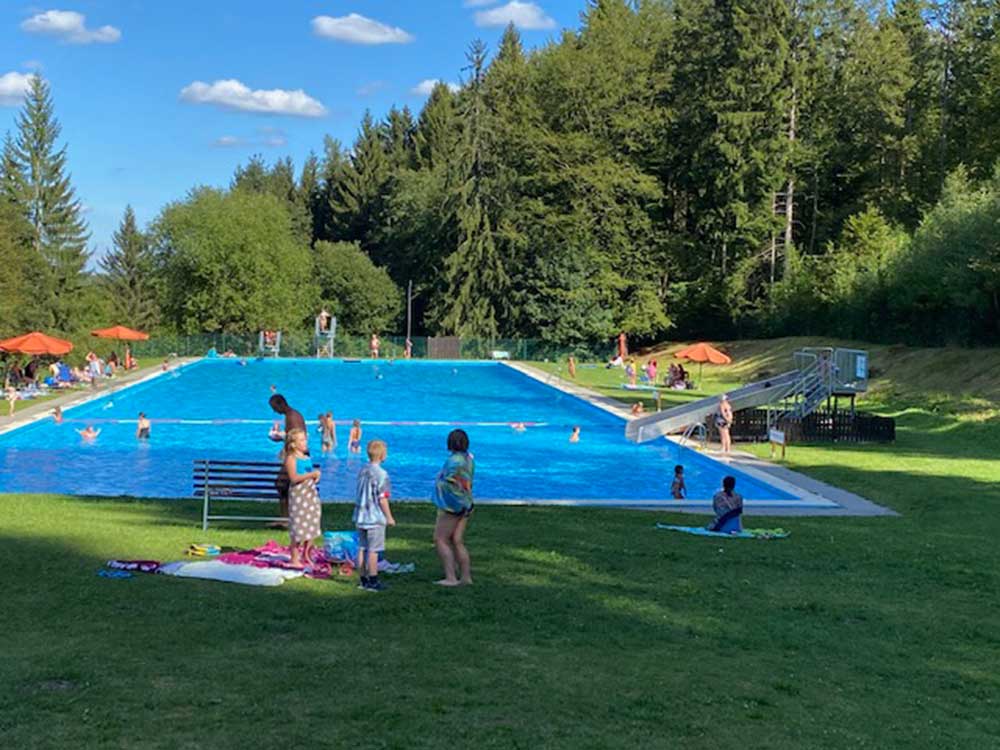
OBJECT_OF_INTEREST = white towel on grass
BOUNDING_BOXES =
[158,560,304,586]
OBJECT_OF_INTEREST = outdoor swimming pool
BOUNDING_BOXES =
[0,359,800,504]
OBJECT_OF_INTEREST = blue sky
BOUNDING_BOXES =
[0,1,588,264]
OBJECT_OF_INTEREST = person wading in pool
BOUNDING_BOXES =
[270,394,307,524]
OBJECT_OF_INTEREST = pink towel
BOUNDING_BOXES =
[218,540,332,579]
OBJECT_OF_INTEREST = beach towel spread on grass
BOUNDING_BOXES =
[217,540,333,579]
[159,560,304,586]
[656,523,790,540]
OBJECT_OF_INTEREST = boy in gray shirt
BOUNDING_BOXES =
[353,440,395,592]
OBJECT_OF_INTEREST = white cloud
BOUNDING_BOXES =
[213,135,246,148]
[464,0,499,6]
[212,130,288,148]
[357,80,388,97]
[474,1,556,29]
[180,79,326,118]
[21,10,121,44]
[0,71,33,107]
[22,60,44,71]
[411,79,461,96]
[311,13,413,45]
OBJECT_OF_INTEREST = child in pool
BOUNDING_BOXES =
[269,421,285,442]
[671,464,686,499]
[348,419,362,454]
[77,425,101,441]
[136,412,151,440]
[569,425,580,443]
[319,412,336,455]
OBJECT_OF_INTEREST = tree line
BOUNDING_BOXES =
[2,0,999,349]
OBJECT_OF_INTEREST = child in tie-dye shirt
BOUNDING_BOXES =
[431,429,475,587]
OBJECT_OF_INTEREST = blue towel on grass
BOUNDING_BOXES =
[656,523,789,540]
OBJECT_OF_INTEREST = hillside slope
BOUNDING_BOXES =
[641,337,1000,413]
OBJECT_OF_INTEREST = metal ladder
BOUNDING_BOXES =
[679,420,708,449]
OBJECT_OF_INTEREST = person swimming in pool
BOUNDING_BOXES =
[569,425,580,443]
[348,419,362,454]
[319,411,336,455]
[136,412,151,440]
[269,421,285,442]
[77,425,101,442]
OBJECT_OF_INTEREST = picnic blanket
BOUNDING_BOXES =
[218,540,334,579]
[656,523,790,540]
[159,560,304,586]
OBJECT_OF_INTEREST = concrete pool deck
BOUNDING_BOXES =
[0,358,199,436]
[503,361,898,518]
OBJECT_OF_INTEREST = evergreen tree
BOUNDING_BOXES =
[0,200,33,335]
[100,205,158,330]
[331,112,391,251]
[9,75,90,332]
[298,151,321,244]
[384,106,417,171]
[414,84,460,170]
[436,40,510,338]
[1,132,27,207]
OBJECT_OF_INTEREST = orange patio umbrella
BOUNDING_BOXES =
[0,331,74,356]
[91,325,149,341]
[674,342,732,385]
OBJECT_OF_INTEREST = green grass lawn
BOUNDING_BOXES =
[3,340,1000,748]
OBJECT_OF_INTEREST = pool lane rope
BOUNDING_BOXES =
[59,418,551,428]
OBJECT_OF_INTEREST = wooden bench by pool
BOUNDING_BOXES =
[193,459,320,531]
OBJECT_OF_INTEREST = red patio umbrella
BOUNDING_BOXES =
[0,331,74,356]
[91,325,149,341]
[674,342,732,385]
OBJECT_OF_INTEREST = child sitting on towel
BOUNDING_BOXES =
[709,476,743,533]
[353,439,395,592]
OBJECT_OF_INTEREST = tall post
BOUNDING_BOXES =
[406,280,413,343]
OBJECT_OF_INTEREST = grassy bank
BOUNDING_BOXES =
[2,338,999,748]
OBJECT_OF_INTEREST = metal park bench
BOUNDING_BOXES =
[193,459,319,531]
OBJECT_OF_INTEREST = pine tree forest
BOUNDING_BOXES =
[2,0,1000,348]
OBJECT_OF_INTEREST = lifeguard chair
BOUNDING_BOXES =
[314,310,337,358]
[258,329,281,357]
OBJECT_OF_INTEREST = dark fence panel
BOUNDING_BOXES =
[705,408,895,444]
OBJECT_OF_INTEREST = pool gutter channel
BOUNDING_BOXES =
[501,361,897,518]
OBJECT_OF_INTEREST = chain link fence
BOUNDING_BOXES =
[130,332,613,362]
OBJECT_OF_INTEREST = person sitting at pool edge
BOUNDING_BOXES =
[709,475,743,533]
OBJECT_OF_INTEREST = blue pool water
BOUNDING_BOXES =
[0,360,796,503]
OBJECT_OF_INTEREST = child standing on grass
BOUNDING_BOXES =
[432,429,475,587]
[284,428,322,568]
[353,439,395,592]
[671,464,686,499]
[348,419,362,454]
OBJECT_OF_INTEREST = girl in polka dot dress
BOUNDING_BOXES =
[283,428,322,567]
